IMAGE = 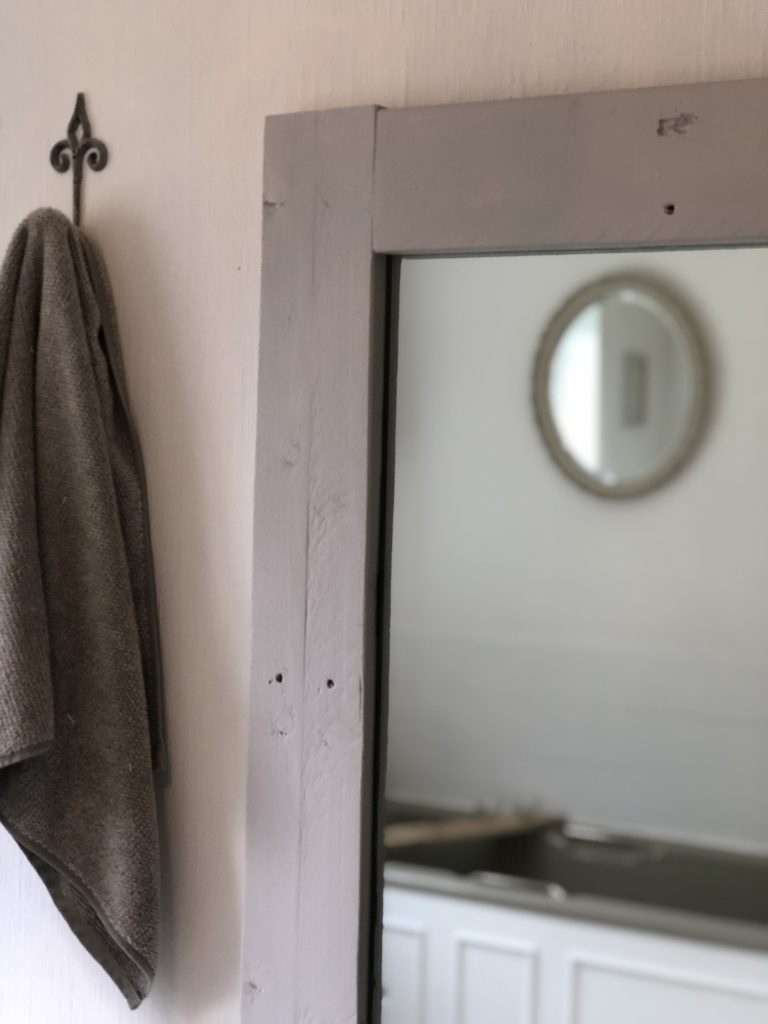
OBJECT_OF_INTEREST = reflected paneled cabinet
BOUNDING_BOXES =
[383,886,768,1024]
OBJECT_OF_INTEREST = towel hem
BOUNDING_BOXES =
[0,811,155,1009]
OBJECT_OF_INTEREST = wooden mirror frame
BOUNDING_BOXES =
[242,78,768,1023]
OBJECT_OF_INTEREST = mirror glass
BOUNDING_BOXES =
[534,279,707,496]
[381,248,768,1024]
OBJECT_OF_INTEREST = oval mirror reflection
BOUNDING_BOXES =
[534,280,708,497]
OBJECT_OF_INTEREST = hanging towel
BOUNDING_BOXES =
[0,208,165,1009]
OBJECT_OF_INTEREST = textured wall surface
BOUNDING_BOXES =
[0,2,767,1022]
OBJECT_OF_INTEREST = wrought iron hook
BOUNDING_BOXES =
[50,93,109,227]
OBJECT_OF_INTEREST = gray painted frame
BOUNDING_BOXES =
[243,77,768,1023]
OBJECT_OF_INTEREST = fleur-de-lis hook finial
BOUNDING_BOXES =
[50,93,109,227]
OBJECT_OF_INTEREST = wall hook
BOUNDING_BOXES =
[50,92,109,227]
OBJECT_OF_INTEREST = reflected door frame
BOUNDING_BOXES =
[243,78,768,1024]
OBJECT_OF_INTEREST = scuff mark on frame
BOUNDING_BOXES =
[657,113,698,137]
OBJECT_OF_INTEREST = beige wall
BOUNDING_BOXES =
[0,2,767,1022]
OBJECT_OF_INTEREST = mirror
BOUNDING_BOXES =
[249,82,768,1024]
[381,248,768,1024]
[533,278,708,497]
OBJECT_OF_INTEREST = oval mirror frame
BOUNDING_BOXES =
[532,277,710,499]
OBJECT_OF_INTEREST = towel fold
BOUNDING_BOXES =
[0,208,165,1009]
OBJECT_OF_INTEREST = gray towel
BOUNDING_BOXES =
[0,208,165,1009]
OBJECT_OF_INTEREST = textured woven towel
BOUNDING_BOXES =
[0,208,165,1008]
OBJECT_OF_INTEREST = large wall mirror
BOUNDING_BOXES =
[246,78,768,1024]
[383,247,768,1024]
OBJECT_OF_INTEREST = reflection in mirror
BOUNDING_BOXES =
[381,250,768,1024]
[534,279,708,497]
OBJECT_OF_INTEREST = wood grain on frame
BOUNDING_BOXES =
[373,78,768,255]
[243,106,383,1024]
